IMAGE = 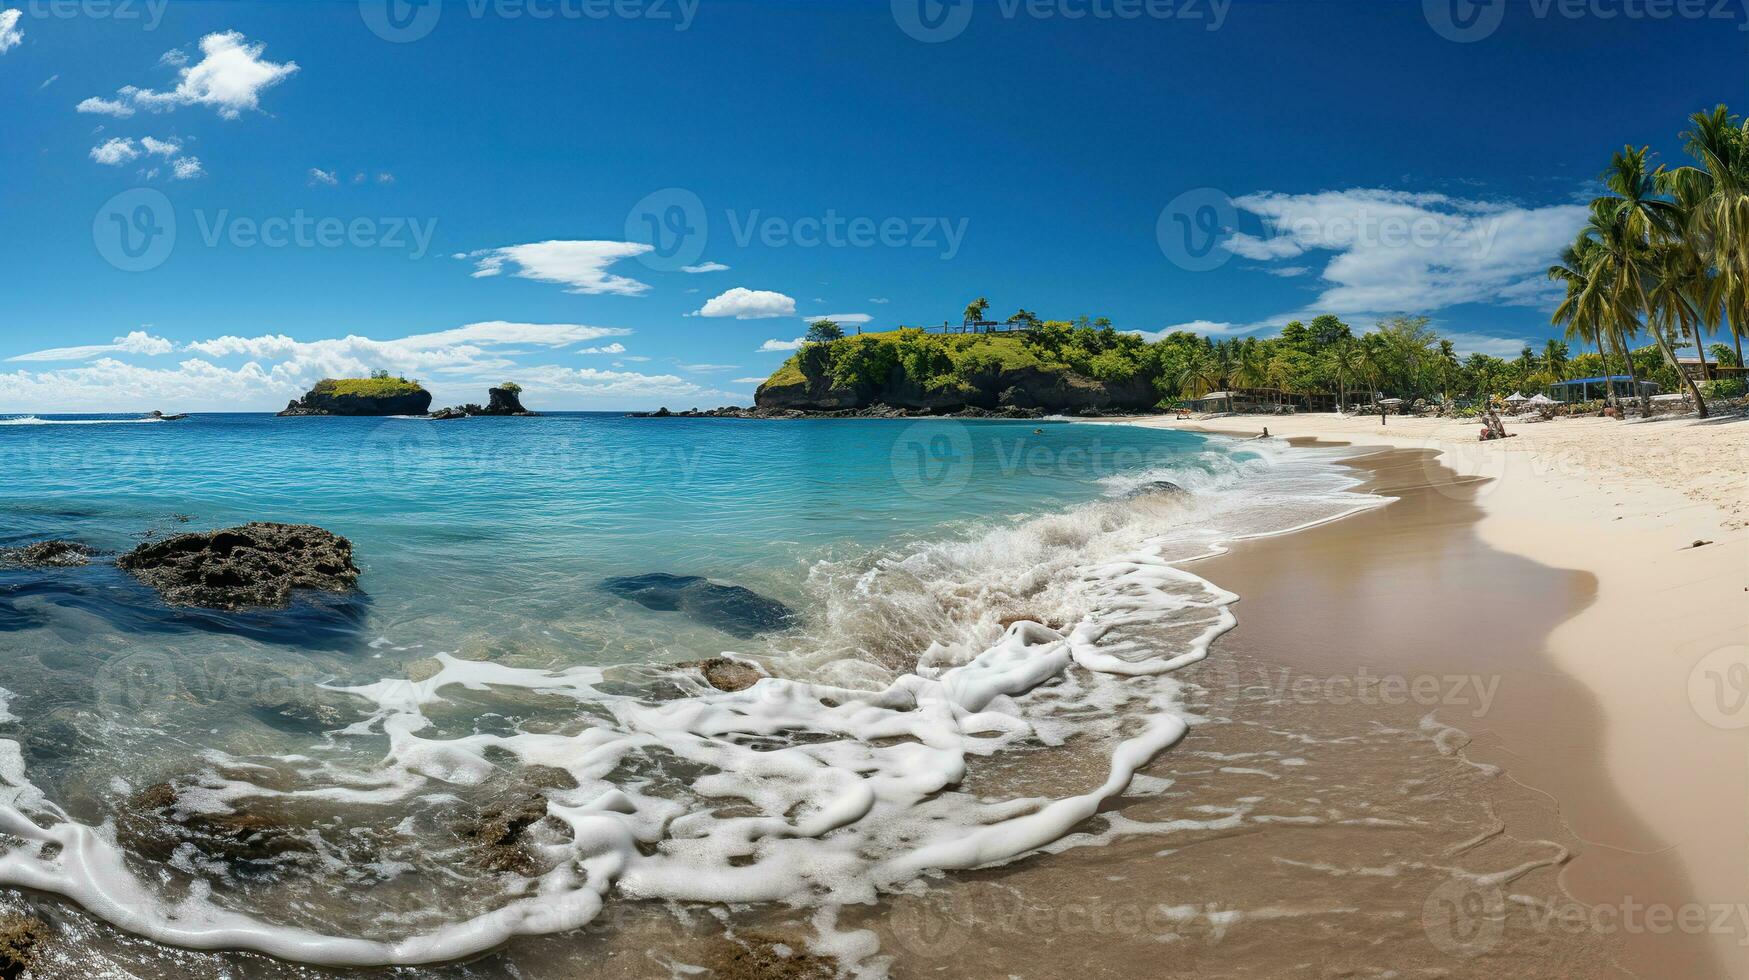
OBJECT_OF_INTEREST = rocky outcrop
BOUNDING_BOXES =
[116,522,359,610]
[676,657,767,692]
[0,541,99,568]
[482,386,532,415]
[278,379,432,416]
[599,573,795,638]
[0,914,51,978]
[756,362,1157,416]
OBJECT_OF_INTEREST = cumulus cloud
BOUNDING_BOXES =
[171,156,204,180]
[514,364,725,401]
[758,337,805,352]
[731,377,769,385]
[7,331,177,362]
[89,138,142,166]
[1128,320,1256,342]
[1225,189,1587,314]
[79,30,297,120]
[0,9,23,54]
[1442,331,1532,358]
[464,240,653,296]
[578,343,626,355]
[139,136,181,156]
[308,168,338,186]
[681,261,729,273]
[694,287,796,319]
[0,358,289,413]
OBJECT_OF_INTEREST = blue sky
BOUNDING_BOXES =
[1,0,1744,411]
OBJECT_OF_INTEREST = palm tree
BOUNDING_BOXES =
[1659,105,1748,371]
[963,297,990,326]
[1589,147,1709,416]
[1549,235,1626,407]
[1324,339,1361,412]
[1438,340,1460,403]
[1541,338,1569,380]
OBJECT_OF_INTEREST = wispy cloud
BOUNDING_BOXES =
[78,30,297,120]
[681,261,728,273]
[7,331,175,363]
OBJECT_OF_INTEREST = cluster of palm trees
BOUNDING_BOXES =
[1549,104,1748,419]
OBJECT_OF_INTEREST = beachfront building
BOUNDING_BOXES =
[1190,387,1338,413]
[1546,375,1662,403]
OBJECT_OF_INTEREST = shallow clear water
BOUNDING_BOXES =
[0,412,1380,966]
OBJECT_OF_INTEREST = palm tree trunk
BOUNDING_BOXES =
[1615,323,1649,414]
[1649,323,1710,418]
[1689,322,1711,381]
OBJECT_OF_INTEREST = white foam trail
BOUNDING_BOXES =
[0,438,1386,967]
[0,415,169,425]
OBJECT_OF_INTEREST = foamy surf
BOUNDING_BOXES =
[0,415,168,425]
[0,437,1386,967]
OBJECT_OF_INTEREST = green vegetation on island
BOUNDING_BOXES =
[760,104,1747,417]
[279,371,433,416]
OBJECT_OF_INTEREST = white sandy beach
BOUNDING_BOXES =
[1109,410,1749,976]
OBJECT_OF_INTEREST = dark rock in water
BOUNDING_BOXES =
[119,782,314,872]
[600,573,794,638]
[0,541,99,568]
[148,410,188,421]
[248,690,356,733]
[704,930,838,980]
[0,914,50,979]
[428,407,468,421]
[677,657,766,692]
[485,385,532,416]
[116,522,359,610]
[1124,480,1187,499]
[458,793,553,874]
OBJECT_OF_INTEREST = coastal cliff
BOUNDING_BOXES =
[279,377,432,417]
[754,331,1160,415]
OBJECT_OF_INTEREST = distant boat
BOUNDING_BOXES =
[146,411,188,421]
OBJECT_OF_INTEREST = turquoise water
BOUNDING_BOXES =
[0,411,1375,966]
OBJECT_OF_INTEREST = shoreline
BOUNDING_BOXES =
[1095,411,1749,977]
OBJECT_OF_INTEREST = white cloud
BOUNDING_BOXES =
[868,297,890,304]
[0,358,292,413]
[139,136,181,156]
[158,48,189,68]
[681,261,728,273]
[0,9,22,54]
[77,97,136,118]
[309,168,338,186]
[171,156,204,180]
[1129,320,1258,342]
[694,287,797,319]
[1264,265,1310,278]
[82,31,298,120]
[731,377,768,385]
[676,363,738,373]
[377,172,394,184]
[578,343,626,355]
[759,337,805,352]
[1443,331,1531,358]
[464,240,653,296]
[89,138,141,165]
[40,75,59,89]
[1225,189,1587,314]
[8,331,176,362]
[514,364,725,401]
[806,312,871,325]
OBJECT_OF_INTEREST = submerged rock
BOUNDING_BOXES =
[677,657,767,692]
[116,522,359,610]
[0,914,50,979]
[119,782,314,872]
[427,407,468,421]
[457,792,558,874]
[1124,480,1187,499]
[0,541,99,568]
[600,573,795,638]
[703,930,838,980]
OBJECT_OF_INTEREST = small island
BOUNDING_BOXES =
[279,372,432,417]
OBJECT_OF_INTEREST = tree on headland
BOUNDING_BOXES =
[963,297,990,325]
[805,319,845,343]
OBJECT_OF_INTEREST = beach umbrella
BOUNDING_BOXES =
[1504,392,1528,403]
[1526,393,1554,405]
